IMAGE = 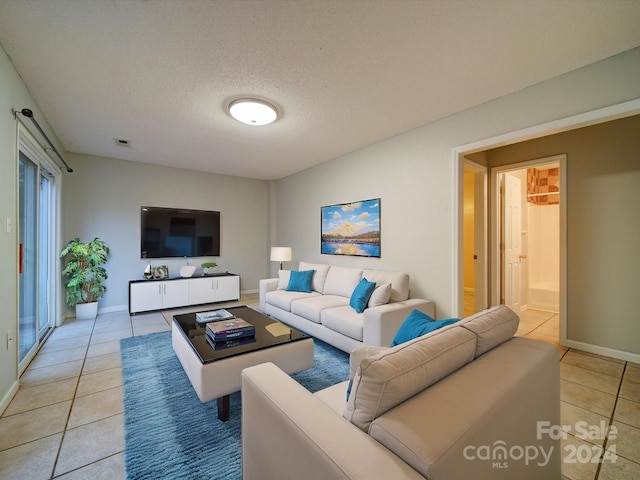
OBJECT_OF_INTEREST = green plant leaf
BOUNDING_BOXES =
[60,237,110,306]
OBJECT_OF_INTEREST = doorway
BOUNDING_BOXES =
[454,98,640,349]
[493,156,563,317]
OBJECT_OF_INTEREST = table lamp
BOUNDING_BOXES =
[270,247,292,270]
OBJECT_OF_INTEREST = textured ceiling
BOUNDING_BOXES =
[1,0,639,180]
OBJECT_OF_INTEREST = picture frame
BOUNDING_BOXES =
[321,198,380,257]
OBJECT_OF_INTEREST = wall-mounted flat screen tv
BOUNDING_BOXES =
[140,206,220,258]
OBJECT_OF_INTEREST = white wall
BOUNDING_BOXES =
[62,153,270,312]
[273,47,640,358]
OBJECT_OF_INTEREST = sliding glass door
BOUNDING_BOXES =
[18,126,58,372]
[18,153,38,364]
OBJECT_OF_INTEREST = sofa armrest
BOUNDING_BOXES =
[241,362,424,480]
[362,299,435,347]
[259,278,278,312]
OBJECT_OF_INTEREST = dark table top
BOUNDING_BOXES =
[172,305,309,363]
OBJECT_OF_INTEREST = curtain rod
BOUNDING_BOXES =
[14,108,73,173]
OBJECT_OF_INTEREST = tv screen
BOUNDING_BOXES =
[140,206,220,258]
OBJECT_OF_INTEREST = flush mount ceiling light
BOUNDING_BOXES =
[228,98,278,126]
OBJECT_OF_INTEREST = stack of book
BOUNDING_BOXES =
[205,318,256,350]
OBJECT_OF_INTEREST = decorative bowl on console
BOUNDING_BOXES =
[180,265,196,278]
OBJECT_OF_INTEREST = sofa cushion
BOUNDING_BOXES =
[276,269,291,290]
[321,306,365,342]
[291,295,350,324]
[298,262,331,293]
[363,269,410,302]
[368,282,391,307]
[458,305,519,358]
[349,345,389,382]
[313,381,350,416]
[286,270,314,293]
[347,345,388,400]
[323,266,363,297]
[368,337,559,479]
[350,278,377,313]
[265,290,319,312]
[344,326,476,432]
[390,310,458,347]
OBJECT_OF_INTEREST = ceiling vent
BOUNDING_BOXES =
[116,138,131,147]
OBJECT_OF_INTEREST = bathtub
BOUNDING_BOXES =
[528,283,559,313]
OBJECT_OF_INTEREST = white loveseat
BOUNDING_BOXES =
[242,306,561,480]
[259,261,435,353]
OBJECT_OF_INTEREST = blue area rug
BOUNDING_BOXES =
[120,331,349,479]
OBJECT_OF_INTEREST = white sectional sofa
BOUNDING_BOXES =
[259,261,435,353]
[242,305,561,480]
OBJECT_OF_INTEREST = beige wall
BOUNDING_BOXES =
[483,114,640,355]
[62,153,270,310]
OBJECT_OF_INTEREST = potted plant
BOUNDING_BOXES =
[201,261,218,275]
[60,237,110,321]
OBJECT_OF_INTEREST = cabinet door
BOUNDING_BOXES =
[214,276,240,302]
[130,282,163,313]
[162,280,189,309]
[188,277,215,305]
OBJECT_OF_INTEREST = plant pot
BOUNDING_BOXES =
[76,301,99,321]
[203,267,218,275]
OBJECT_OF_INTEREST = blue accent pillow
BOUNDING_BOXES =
[285,270,314,293]
[349,278,377,313]
[390,310,458,347]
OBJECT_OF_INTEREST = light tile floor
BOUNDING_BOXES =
[0,293,258,480]
[516,309,640,480]
[1,300,638,479]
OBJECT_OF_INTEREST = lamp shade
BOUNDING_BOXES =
[270,247,292,262]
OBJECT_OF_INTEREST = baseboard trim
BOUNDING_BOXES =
[86,295,258,319]
[565,339,640,364]
[0,380,19,415]
[98,304,128,315]
[522,304,559,314]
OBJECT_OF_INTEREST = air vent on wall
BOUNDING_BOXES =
[116,138,131,147]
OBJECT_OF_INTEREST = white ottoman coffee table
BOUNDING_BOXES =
[172,305,314,420]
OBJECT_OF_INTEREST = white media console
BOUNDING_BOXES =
[128,272,240,314]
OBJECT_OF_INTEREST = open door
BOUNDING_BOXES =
[501,172,522,313]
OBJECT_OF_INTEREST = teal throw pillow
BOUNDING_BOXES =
[286,270,314,293]
[390,310,458,347]
[349,278,377,313]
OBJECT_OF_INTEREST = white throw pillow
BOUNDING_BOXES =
[277,270,291,290]
[368,283,391,307]
[298,262,330,293]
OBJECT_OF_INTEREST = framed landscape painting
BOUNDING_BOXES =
[321,198,381,257]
